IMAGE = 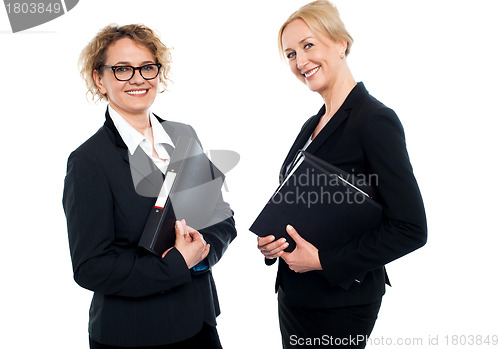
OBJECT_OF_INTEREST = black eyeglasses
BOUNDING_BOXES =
[102,63,161,81]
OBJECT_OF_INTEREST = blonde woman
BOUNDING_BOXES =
[258,2,426,348]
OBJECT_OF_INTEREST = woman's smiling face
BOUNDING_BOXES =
[93,37,159,120]
[281,19,346,98]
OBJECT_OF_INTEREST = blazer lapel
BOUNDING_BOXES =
[305,108,349,155]
[102,110,204,198]
[104,108,129,163]
[104,110,178,166]
[307,83,368,155]
[279,82,369,178]
[104,109,164,197]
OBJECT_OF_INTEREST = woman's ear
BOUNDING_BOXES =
[93,69,107,95]
[338,40,348,57]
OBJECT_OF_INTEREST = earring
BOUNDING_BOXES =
[340,52,345,59]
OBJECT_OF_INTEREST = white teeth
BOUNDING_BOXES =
[304,67,319,78]
[126,90,147,95]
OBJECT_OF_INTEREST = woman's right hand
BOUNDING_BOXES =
[163,219,210,269]
[257,235,289,259]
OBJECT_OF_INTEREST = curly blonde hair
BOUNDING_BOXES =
[278,0,353,59]
[79,24,172,102]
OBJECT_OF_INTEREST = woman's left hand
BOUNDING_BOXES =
[281,225,322,273]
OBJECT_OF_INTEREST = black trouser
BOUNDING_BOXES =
[89,323,222,349]
[278,289,382,349]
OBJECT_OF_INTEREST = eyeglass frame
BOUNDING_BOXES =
[101,63,162,81]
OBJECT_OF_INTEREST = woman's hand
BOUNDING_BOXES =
[258,235,289,259]
[281,225,322,273]
[163,219,210,269]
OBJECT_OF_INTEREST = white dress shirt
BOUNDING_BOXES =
[108,106,175,174]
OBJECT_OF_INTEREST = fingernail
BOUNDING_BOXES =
[286,225,292,232]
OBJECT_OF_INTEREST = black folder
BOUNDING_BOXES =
[139,136,225,256]
[250,151,383,252]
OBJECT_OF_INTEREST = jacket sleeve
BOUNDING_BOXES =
[319,108,427,286]
[63,149,192,298]
[200,213,237,268]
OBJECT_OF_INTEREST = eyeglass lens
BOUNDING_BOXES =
[114,64,159,81]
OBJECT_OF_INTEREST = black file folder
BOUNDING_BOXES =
[250,151,383,252]
[139,136,225,256]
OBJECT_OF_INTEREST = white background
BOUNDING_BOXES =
[1,1,499,348]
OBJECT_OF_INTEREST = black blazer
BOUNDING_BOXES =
[63,110,236,346]
[269,82,427,308]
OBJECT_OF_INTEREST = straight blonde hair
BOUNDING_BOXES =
[278,1,353,59]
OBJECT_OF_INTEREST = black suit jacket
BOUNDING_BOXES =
[269,82,427,308]
[63,110,236,346]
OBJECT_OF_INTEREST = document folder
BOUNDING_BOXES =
[139,136,225,256]
[250,151,383,252]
